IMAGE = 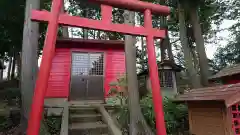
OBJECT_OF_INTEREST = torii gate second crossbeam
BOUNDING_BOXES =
[26,0,171,135]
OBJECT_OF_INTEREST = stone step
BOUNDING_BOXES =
[69,107,98,114]
[70,114,102,123]
[69,121,108,135]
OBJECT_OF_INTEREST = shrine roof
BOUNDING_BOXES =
[138,60,183,76]
[56,38,124,49]
[174,83,240,107]
[209,63,240,80]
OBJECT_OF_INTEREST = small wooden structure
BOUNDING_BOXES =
[174,83,240,135]
[45,38,125,101]
[138,60,182,97]
[209,64,240,85]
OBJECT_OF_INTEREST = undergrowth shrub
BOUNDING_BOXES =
[114,95,188,134]
[141,94,189,134]
[44,116,62,135]
[0,88,21,106]
[108,75,189,134]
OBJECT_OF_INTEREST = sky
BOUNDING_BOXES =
[205,20,235,59]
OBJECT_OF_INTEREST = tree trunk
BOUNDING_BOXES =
[0,59,4,81]
[11,51,16,79]
[189,7,209,87]
[190,46,199,70]
[7,57,13,80]
[178,2,201,88]
[161,31,174,62]
[159,0,174,62]
[140,37,145,71]
[160,38,167,61]
[0,70,3,80]
[93,30,96,39]
[97,30,101,39]
[123,10,154,135]
[20,0,50,134]
[16,52,21,79]
[61,0,69,38]
[83,8,88,39]
[166,32,174,61]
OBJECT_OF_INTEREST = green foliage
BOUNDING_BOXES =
[0,111,21,133]
[108,75,188,134]
[108,75,128,105]
[115,94,188,134]
[0,88,21,107]
[0,0,25,58]
[141,94,188,134]
[44,116,62,135]
[0,116,13,131]
[212,0,240,71]
[213,39,240,71]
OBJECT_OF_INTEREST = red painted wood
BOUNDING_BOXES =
[144,9,166,135]
[101,4,112,24]
[56,39,125,50]
[31,10,166,38]
[228,80,240,85]
[45,45,125,98]
[27,0,63,135]
[69,47,125,96]
[46,49,71,98]
[56,38,124,45]
[104,51,125,96]
[231,104,240,134]
[90,0,170,15]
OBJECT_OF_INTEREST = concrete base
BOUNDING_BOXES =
[44,98,69,135]
[44,98,68,116]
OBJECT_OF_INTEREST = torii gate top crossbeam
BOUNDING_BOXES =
[31,0,170,38]
[31,10,166,38]
[88,0,170,15]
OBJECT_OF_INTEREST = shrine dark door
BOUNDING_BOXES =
[70,52,104,101]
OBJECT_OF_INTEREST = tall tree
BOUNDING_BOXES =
[7,57,12,80]
[159,0,174,62]
[123,10,154,135]
[188,1,209,86]
[20,0,41,133]
[61,0,69,38]
[0,59,4,80]
[178,2,201,88]
[11,51,16,79]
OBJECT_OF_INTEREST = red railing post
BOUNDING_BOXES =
[144,9,167,135]
[27,0,63,134]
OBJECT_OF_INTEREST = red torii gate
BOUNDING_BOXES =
[27,0,170,135]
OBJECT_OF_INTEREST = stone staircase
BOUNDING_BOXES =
[68,105,110,135]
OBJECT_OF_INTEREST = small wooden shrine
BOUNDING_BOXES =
[209,64,240,85]
[45,38,125,101]
[138,60,182,97]
[174,63,240,135]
